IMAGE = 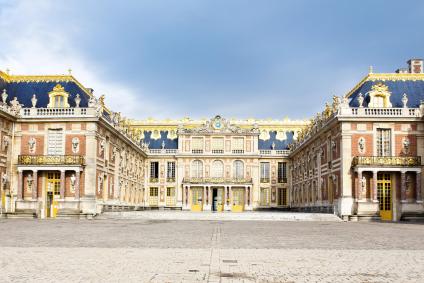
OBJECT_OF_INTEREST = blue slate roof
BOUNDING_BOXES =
[2,80,91,108]
[348,76,424,108]
[258,131,294,150]
[142,131,178,149]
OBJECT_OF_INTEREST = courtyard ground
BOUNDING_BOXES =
[1,213,424,282]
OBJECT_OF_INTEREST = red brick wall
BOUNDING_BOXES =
[395,134,416,156]
[352,134,373,156]
[65,135,86,155]
[21,135,44,155]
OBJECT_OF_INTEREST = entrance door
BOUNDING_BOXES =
[212,188,224,212]
[166,187,176,206]
[46,172,60,218]
[279,188,287,206]
[149,187,158,206]
[377,173,392,221]
[232,188,244,212]
[191,188,203,211]
[260,188,269,206]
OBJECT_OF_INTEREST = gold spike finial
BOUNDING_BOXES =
[68,68,72,75]
[369,65,373,74]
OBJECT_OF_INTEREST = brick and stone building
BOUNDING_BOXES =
[1,58,424,221]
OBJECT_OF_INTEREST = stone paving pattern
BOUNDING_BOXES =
[1,215,424,282]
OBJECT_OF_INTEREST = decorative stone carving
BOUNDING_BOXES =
[28,137,36,154]
[97,175,103,194]
[74,94,81,108]
[10,97,22,114]
[161,140,165,150]
[99,140,105,155]
[357,93,364,108]
[112,147,118,162]
[402,137,410,154]
[271,142,275,150]
[361,176,366,197]
[70,174,76,193]
[71,137,80,153]
[31,94,37,108]
[27,173,33,193]
[178,115,260,135]
[358,137,365,154]
[402,93,408,108]
[1,172,7,189]
[1,89,8,103]
[2,136,9,151]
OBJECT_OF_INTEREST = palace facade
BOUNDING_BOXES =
[0,58,424,221]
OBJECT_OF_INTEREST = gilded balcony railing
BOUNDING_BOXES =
[352,156,421,167]
[183,177,252,184]
[18,155,85,165]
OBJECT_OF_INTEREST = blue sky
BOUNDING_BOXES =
[0,0,423,120]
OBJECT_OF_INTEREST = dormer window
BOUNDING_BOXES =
[47,84,70,108]
[367,82,392,108]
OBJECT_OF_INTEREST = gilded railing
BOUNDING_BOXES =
[18,155,85,165]
[183,177,252,184]
[352,156,421,167]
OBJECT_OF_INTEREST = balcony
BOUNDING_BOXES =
[352,156,421,167]
[183,177,252,184]
[149,177,159,183]
[260,178,270,183]
[277,178,288,184]
[18,155,85,165]
[166,177,176,183]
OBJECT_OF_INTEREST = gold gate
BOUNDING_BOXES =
[46,172,60,218]
[377,173,392,221]
[232,188,244,212]
[191,187,203,211]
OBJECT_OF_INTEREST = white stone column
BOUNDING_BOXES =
[32,170,38,200]
[75,170,80,200]
[17,170,23,200]
[400,170,406,203]
[372,170,378,202]
[356,170,362,200]
[416,171,422,203]
[60,170,65,199]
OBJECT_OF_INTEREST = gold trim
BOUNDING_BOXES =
[346,73,424,98]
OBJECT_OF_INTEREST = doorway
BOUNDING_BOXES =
[377,173,392,221]
[46,172,60,218]
[191,187,203,211]
[212,187,224,212]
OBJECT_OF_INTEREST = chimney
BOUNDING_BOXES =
[407,59,423,74]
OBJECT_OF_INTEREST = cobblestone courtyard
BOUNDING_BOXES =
[1,215,424,282]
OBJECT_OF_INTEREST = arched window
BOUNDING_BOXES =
[191,160,203,178]
[211,160,224,178]
[233,160,244,179]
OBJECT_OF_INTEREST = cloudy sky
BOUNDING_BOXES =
[0,0,423,120]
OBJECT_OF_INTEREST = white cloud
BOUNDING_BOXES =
[0,0,163,119]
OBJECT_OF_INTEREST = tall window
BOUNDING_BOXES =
[211,137,224,154]
[233,160,244,179]
[211,160,224,178]
[277,162,287,183]
[192,137,204,154]
[47,129,63,155]
[260,162,270,182]
[191,160,203,178]
[377,129,391,156]
[232,138,244,154]
[150,161,159,181]
[167,161,175,181]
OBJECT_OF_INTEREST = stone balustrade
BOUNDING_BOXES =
[20,107,96,118]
